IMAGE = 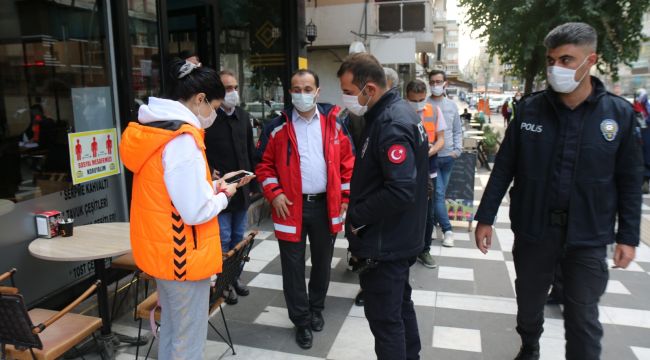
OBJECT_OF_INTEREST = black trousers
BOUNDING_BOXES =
[278,199,335,327]
[360,258,421,360]
[513,226,609,359]
[423,179,437,252]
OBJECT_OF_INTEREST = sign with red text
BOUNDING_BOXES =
[68,128,120,184]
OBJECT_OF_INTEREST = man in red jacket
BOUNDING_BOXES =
[256,69,355,349]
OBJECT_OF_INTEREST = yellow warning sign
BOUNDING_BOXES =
[299,57,308,69]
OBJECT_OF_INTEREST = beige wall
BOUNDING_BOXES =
[307,0,366,7]
[308,48,349,106]
[306,3,369,47]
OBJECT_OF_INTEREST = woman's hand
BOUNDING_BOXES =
[221,182,238,198]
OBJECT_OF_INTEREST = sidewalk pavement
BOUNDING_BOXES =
[84,106,650,359]
[90,158,650,360]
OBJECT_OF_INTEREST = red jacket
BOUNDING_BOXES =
[255,104,355,242]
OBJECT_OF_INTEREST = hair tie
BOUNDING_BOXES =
[178,61,202,79]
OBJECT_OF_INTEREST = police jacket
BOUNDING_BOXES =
[345,88,430,261]
[255,103,355,242]
[475,77,643,247]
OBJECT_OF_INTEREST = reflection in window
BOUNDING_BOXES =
[129,0,160,119]
[219,0,286,125]
[0,0,114,201]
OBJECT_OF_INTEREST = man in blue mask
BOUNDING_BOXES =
[255,69,354,350]
[338,52,429,360]
[474,22,642,360]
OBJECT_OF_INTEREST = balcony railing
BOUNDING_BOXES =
[376,0,429,33]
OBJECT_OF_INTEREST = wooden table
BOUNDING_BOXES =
[0,199,15,216]
[29,222,132,358]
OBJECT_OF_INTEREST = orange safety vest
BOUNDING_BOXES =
[421,103,439,143]
[119,122,222,281]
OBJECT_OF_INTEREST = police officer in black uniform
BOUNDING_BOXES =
[338,53,429,360]
[474,23,643,360]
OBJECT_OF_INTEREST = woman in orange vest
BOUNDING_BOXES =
[120,58,244,358]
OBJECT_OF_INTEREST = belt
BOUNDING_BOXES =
[549,209,568,226]
[302,193,326,202]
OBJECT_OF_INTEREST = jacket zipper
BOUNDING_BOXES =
[192,225,197,249]
[376,223,383,259]
[287,139,292,166]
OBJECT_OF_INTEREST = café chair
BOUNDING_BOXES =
[0,268,104,360]
[133,231,257,358]
[110,252,152,319]
[133,290,159,359]
[208,230,257,355]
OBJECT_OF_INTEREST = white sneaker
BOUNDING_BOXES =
[442,231,454,247]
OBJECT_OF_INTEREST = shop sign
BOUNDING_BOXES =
[67,128,120,185]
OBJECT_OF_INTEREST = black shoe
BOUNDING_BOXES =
[224,285,238,305]
[514,343,540,360]
[233,279,250,296]
[295,326,313,349]
[311,311,324,332]
[354,290,364,307]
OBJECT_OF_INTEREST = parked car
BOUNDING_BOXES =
[489,94,510,112]
[244,101,284,121]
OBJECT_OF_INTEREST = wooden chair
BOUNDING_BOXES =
[207,230,257,355]
[133,231,258,358]
[0,269,103,360]
[110,251,152,320]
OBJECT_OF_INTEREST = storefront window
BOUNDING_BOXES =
[0,0,115,202]
[168,0,216,68]
[219,0,287,124]
[128,0,160,117]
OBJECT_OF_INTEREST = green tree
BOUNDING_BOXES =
[459,0,650,94]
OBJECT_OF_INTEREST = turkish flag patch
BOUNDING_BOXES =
[387,144,407,164]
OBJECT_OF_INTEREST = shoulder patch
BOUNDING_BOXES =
[387,144,407,164]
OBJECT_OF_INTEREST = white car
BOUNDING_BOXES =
[245,101,284,121]
[489,95,510,112]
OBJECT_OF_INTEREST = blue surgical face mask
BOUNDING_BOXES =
[291,91,318,113]
[409,100,427,113]
[196,98,216,128]
[547,56,590,94]
[342,84,371,116]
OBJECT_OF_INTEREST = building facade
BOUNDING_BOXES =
[305,0,454,104]
[606,12,650,96]
[0,0,306,305]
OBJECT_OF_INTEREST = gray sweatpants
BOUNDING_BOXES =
[156,278,210,360]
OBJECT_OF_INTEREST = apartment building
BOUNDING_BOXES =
[305,0,454,104]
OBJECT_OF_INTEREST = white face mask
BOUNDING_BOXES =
[409,100,427,113]
[342,85,371,116]
[223,90,239,109]
[291,91,317,113]
[547,56,590,94]
[431,84,445,97]
[196,98,217,128]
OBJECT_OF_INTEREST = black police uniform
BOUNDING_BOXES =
[345,88,430,360]
[475,77,643,359]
